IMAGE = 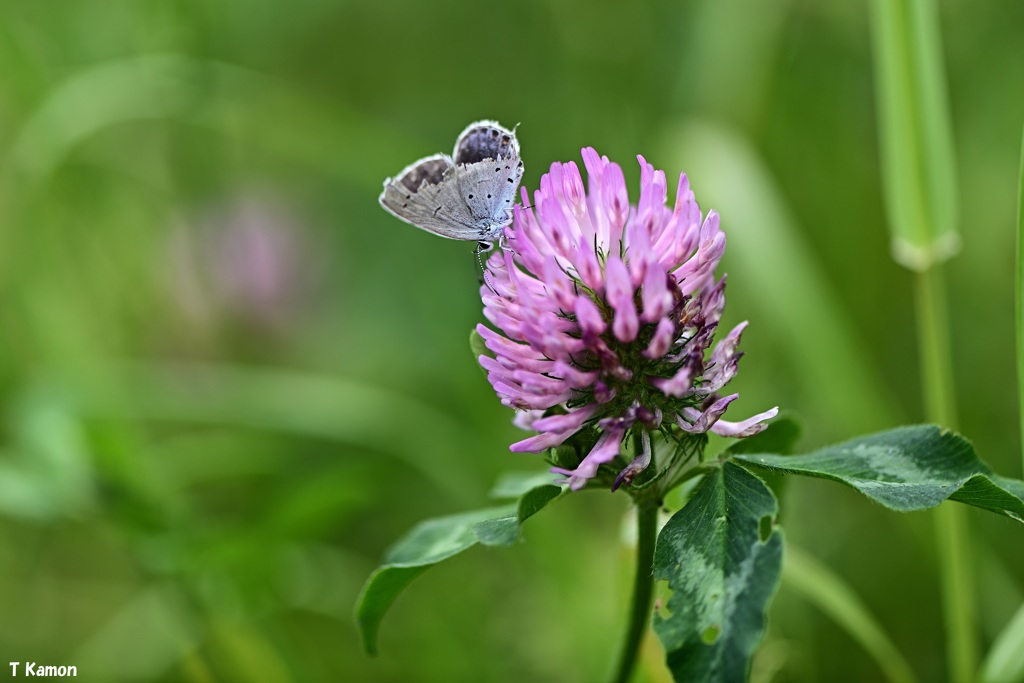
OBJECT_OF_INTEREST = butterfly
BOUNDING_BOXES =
[379,120,524,248]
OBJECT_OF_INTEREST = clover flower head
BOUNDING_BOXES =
[477,149,777,490]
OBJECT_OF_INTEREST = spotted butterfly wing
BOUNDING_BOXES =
[451,121,523,240]
[379,154,481,240]
[379,120,524,242]
[453,121,519,165]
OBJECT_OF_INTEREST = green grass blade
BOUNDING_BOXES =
[73,360,490,505]
[868,0,959,270]
[783,545,918,683]
[981,601,1024,683]
[660,121,899,437]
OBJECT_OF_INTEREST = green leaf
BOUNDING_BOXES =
[734,425,1024,522]
[489,469,557,499]
[653,462,783,683]
[723,415,801,509]
[470,328,493,377]
[354,480,562,655]
[470,328,494,361]
[473,484,562,545]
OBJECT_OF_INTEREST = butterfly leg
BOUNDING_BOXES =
[497,233,519,256]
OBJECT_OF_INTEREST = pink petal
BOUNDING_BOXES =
[604,258,640,343]
[575,296,607,336]
[511,430,575,453]
[700,321,747,393]
[613,302,639,343]
[551,428,625,490]
[512,410,545,431]
[552,360,599,388]
[678,394,739,433]
[532,404,598,432]
[562,161,588,215]
[641,264,673,323]
[605,257,632,306]
[643,317,676,359]
[613,430,652,491]
[601,162,629,250]
[652,365,695,397]
[708,406,779,438]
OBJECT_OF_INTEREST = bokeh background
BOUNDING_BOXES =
[1,0,1023,681]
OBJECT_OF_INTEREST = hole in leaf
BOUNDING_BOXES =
[758,514,773,543]
[702,625,721,644]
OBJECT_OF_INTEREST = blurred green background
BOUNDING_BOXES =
[1,0,1022,681]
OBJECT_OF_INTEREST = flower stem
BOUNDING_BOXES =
[915,266,977,683]
[611,499,659,683]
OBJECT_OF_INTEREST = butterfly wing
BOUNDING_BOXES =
[456,153,525,239]
[379,154,486,240]
[453,120,520,166]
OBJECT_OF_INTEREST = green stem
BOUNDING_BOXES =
[1016,125,1024,477]
[915,266,976,683]
[611,500,659,683]
[935,504,976,683]
[915,267,956,427]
